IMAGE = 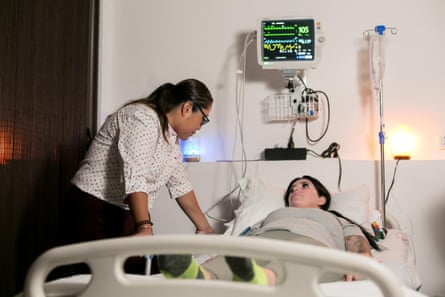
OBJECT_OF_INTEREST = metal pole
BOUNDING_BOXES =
[378,86,386,227]
[363,25,397,228]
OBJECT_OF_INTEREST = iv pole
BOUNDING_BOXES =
[363,25,397,227]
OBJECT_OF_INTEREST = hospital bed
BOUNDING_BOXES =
[20,234,429,297]
[19,172,425,297]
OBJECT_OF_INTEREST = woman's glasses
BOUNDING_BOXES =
[197,106,210,126]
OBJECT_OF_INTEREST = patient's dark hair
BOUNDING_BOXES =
[284,175,331,210]
[283,175,380,251]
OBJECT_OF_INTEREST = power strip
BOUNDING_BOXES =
[264,148,307,160]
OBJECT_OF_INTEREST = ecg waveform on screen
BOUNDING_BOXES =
[264,25,294,30]
[262,21,314,61]
[264,43,298,54]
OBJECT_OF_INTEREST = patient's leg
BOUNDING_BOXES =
[224,256,275,286]
[158,254,275,285]
[157,255,211,279]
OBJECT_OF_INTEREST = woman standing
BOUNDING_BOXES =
[61,78,215,273]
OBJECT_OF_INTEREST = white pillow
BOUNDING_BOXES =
[224,179,373,235]
[330,184,371,226]
[224,177,284,236]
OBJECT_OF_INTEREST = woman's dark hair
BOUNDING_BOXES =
[127,78,213,142]
[284,175,331,210]
[283,175,380,251]
[329,209,381,251]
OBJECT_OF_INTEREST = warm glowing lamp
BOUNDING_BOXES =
[390,125,414,160]
[0,131,13,165]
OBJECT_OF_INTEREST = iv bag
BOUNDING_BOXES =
[369,34,385,90]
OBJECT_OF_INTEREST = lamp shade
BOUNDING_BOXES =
[390,125,414,160]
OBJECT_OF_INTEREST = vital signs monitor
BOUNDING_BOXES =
[257,17,324,70]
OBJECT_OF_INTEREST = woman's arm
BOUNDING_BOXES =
[176,191,215,234]
[344,235,372,281]
[127,192,153,236]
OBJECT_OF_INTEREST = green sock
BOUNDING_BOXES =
[233,260,268,285]
[158,255,204,279]
[225,257,268,286]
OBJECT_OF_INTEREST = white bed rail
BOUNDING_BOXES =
[23,235,404,297]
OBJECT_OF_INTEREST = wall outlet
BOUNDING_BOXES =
[440,136,445,150]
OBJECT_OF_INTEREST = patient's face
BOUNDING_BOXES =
[287,178,326,209]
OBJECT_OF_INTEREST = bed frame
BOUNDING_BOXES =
[22,234,405,297]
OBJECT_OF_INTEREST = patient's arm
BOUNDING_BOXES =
[345,235,372,256]
[344,235,372,281]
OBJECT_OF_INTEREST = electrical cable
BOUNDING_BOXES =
[385,159,400,205]
[295,73,308,89]
[305,89,331,144]
[204,184,242,223]
[232,30,256,178]
[294,73,331,144]
[287,121,297,148]
[206,31,256,223]
[306,148,323,158]
[336,152,343,192]
[306,143,343,191]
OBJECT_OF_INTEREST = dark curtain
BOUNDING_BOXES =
[0,0,97,296]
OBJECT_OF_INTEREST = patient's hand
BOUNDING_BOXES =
[344,274,358,281]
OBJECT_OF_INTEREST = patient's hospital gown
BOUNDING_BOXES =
[202,207,365,282]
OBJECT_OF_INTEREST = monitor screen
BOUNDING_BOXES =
[257,18,323,70]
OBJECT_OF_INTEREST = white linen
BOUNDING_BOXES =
[16,275,428,297]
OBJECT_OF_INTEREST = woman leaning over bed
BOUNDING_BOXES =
[158,175,378,285]
[60,79,215,273]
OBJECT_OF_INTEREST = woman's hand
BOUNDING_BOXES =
[195,226,216,234]
[176,192,216,235]
[134,224,154,236]
[135,229,153,236]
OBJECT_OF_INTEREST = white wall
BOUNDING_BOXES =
[98,0,445,162]
[98,1,445,295]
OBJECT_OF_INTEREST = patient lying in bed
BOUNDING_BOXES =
[158,175,380,286]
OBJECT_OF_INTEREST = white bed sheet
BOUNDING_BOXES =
[19,274,428,297]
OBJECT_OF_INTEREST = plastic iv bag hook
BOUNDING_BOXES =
[363,25,398,37]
